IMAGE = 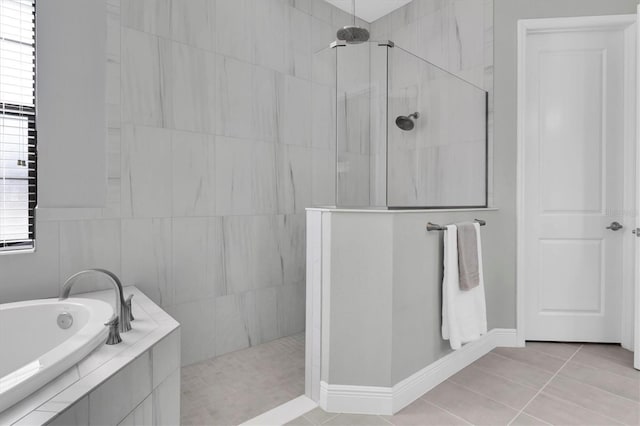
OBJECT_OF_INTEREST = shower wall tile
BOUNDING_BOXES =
[277,214,307,287]
[121,125,173,218]
[289,0,312,15]
[121,28,166,126]
[277,282,306,337]
[311,0,333,24]
[166,42,216,133]
[170,0,214,51]
[167,298,216,366]
[171,131,215,217]
[240,286,280,346]
[121,0,171,37]
[253,0,288,74]
[121,218,174,307]
[215,0,254,63]
[280,75,312,146]
[215,56,255,139]
[215,294,251,356]
[215,137,278,216]
[252,66,281,142]
[286,7,312,79]
[276,144,312,214]
[58,219,122,293]
[311,148,336,206]
[312,83,336,150]
[172,217,213,305]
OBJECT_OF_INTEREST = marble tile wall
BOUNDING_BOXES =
[370,0,494,207]
[0,0,365,367]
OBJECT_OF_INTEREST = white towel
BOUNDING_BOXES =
[442,223,487,350]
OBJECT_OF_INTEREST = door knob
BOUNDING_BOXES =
[606,221,624,231]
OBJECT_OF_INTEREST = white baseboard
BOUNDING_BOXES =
[320,328,518,416]
[240,395,317,426]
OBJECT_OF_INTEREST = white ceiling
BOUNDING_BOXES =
[324,0,413,23]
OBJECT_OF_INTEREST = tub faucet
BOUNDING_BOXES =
[59,269,134,335]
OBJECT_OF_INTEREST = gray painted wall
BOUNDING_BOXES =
[491,0,640,329]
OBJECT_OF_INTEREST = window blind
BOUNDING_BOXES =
[0,0,36,252]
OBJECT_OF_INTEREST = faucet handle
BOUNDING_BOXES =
[125,294,134,321]
[105,315,122,345]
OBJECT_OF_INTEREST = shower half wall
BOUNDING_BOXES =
[316,40,488,208]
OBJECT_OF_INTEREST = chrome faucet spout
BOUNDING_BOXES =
[59,268,133,333]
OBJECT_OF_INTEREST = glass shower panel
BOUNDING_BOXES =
[387,47,487,208]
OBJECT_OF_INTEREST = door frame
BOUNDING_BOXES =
[516,15,638,348]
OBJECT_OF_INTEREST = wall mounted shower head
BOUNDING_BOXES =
[395,112,420,131]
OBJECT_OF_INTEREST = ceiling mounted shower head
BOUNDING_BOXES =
[396,112,420,131]
[336,0,370,44]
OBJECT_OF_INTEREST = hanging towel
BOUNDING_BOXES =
[457,222,480,291]
[442,223,487,350]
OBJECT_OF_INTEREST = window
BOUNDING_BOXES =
[0,0,36,252]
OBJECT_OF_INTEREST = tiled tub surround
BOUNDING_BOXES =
[0,287,180,426]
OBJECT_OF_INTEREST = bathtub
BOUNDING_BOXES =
[0,297,113,412]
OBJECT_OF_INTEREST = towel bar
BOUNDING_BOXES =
[426,219,486,232]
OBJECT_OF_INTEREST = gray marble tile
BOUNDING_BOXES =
[121,125,173,217]
[172,217,213,305]
[166,42,216,133]
[88,353,152,425]
[311,148,336,206]
[47,396,89,426]
[153,369,181,425]
[121,0,171,37]
[280,75,312,147]
[152,328,181,388]
[277,282,306,337]
[277,144,312,214]
[215,294,251,356]
[58,219,122,293]
[170,0,214,50]
[238,287,280,347]
[277,214,306,286]
[215,0,253,62]
[215,56,255,139]
[119,394,153,426]
[121,218,174,307]
[167,298,216,366]
[253,0,287,73]
[121,28,165,126]
[252,66,281,142]
[312,82,336,150]
[171,131,215,217]
[286,6,312,79]
[215,137,277,215]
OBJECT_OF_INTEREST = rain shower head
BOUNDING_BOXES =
[336,0,370,44]
[337,25,370,44]
[396,112,420,131]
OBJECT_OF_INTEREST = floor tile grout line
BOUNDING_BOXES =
[554,367,640,406]
[420,399,474,425]
[447,376,535,413]
[533,389,628,426]
[507,344,583,426]
[489,350,565,375]
[450,363,541,392]
[495,345,572,363]
[420,380,517,423]
[378,414,394,425]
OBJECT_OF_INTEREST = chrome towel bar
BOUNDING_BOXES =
[426,219,486,232]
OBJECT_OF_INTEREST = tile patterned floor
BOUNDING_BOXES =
[288,343,640,426]
[181,333,305,426]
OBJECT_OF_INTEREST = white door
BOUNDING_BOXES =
[636,6,640,370]
[524,28,626,342]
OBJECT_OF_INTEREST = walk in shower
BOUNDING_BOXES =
[316,40,488,209]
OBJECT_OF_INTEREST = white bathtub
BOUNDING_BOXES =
[0,298,113,412]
